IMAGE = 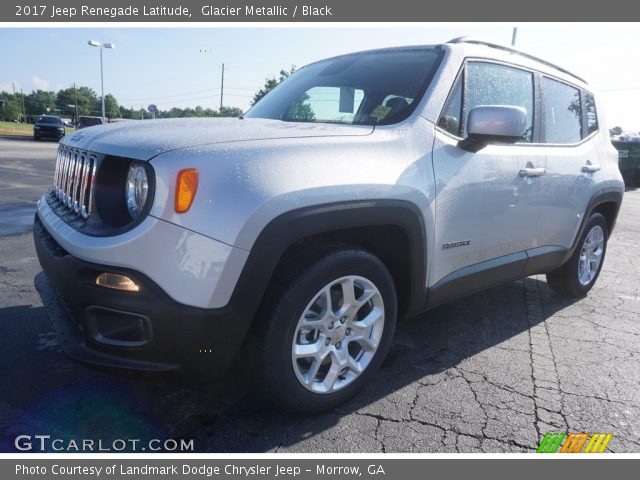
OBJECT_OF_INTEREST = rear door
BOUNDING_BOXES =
[536,78,602,249]
[430,60,546,288]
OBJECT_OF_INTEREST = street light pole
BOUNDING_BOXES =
[88,40,115,122]
[99,45,105,121]
[74,82,78,125]
[220,63,225,110]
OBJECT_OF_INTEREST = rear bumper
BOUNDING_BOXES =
[33,214,249,375]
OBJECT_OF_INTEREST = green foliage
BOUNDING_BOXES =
[56,86,98,118]
[287,97,315,122]
[218,106,244,118]
[104,94,120,119]
[0,92,21,120]
[0,84,246,121]
[24,90,56,116]
[251,66,297,106]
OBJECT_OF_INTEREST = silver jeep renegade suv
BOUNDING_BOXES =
[34,38,624,412]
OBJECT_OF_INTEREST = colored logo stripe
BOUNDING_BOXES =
[560,433,589,453]
[537,432,613,453]
[584,433,613,453]
[537,432,565,453]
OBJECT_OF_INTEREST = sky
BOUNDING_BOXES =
[1,24,639,131]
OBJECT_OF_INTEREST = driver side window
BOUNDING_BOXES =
[438,61,535,143]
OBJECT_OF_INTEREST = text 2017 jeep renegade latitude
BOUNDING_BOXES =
[34,38,624,412]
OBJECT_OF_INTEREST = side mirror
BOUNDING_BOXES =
[458,105,527,152]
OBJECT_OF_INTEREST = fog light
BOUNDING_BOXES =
[96,272,140,292]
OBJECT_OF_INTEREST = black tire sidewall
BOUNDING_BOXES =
[567,213,608,295]
[260,249,397,413]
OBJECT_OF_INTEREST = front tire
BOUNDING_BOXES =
[253,246,397,413]
[546,213,608,297]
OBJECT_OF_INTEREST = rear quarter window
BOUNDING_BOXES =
[585,92,598,136]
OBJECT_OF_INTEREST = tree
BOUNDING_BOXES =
[251,65,297,106]
[24,90,56,116]
[0,92,21,121]
[2,83,246,121]
[609,126,623,137]
[56,86,98,117]
[104,94,120,119]
[219,106,243,117]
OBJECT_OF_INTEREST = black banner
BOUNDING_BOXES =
[3,458,640,479]
[5,0,640,22]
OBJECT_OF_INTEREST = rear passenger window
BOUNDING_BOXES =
[585,92,598,136]
[542,78,582,144]
[465,62,534,143]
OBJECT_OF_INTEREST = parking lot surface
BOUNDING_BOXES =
[1,137,639,452]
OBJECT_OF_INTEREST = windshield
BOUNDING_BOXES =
[80,117,102,126]
[245,48,442,126]
[38,116,62,125]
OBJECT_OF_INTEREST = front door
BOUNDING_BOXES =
[430,60,546,291]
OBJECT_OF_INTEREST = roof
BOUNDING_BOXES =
[447,37,587,84]
[306,39,590,90]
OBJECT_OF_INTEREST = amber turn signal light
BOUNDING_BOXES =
[175,168,198,213]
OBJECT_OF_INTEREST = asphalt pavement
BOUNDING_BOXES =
[1,136,639,453]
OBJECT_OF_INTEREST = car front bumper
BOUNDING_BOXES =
[34,127,64,139]
[33,214,249,375]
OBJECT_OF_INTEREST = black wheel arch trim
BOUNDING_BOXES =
[560,187,622,265]
[228,199,429,325]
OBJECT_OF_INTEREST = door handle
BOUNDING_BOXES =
[581,163,601,173]
[519,167,546,178]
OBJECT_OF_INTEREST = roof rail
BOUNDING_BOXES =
[447,37,587,84]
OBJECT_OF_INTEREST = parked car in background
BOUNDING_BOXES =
[612,134,640,186]
[77,116,104,129]
[33,115,65,141]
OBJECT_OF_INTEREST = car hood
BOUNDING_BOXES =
[61,117,374,160]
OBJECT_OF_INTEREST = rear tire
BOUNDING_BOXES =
[253,245,397,413]
[546,213,608,297]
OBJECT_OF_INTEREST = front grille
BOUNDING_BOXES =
[52,145,97,219]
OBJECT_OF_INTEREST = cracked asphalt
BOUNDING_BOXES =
[1,137,639,453]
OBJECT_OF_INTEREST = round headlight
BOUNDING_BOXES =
[125,162,149,219]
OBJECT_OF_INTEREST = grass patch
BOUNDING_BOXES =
[0,121,33,136]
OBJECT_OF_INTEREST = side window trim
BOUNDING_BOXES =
[540,75,584,145]
[533,72,543,144]
[582,90,599,139]
[437,58,597,147]
[437,58,538,141]
[436,63,465,139]
[580,89,589,139]
[463,59,536,144]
